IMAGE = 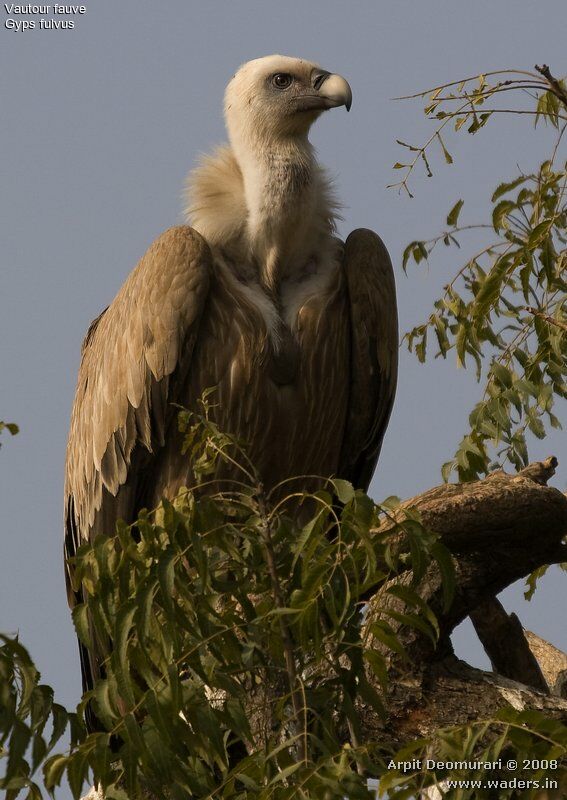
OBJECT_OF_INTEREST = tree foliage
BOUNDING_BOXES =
[394,65,567,483]
[2,403,566,799]
[2,398,451,799]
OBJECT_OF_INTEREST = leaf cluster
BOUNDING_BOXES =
[396,67,566,482]
[0,636,77,800]
[1,404,451,799]
[390,67,567,197]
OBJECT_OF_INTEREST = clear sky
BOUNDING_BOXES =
[1,2,565,796]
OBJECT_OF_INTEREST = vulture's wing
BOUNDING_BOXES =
[64,226,211,706]
[339,228,398,491]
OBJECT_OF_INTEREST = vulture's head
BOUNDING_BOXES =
[225,54,352,144]
[186,55,349,257]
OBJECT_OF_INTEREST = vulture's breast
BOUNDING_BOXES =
[151,261,351,501]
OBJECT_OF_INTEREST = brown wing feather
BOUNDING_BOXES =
[64,226,211,712]
[339,228,398,490]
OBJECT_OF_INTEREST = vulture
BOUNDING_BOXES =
[64,55,398,718]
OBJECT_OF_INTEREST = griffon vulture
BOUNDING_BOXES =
[64,55,398,714]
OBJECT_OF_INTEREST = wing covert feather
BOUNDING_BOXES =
[339,228,398,491]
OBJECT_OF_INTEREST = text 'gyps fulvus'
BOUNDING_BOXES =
[64,55,398,713]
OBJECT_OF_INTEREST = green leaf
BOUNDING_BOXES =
[402,242,414,271]
[47,703,68,752]
[43,755,69,790]
[492,199,515,232]
[446,199,464,227]
[528,220,552,248]
[363,650,388,689]
[437,133,453,164]
[491,361,513,388]
[431,543,456,612]
[491,175,529,202]
[472,254,511,320]
[158,547,176,614]
[527,414,545,439]
[112,601,138,706]
[66,752,88,800]
[524,565,549,600]
[71,604,90,648]
[331,478,355,504]
[368,621,407,660]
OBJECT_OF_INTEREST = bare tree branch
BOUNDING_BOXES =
[470,597,549,693]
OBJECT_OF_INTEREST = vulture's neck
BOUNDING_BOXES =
[236,134,316,290]
[186,133,338,298]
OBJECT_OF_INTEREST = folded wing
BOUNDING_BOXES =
[339,228,398,491]
[64,226,211,706]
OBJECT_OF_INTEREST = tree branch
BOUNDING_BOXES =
[524,629,567,698]
[360,654,567,754]
[525,306,567,332]
[469,596,549,693]
[360,458,567,752]
[370,458,566,662]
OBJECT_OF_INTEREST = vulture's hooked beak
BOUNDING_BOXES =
[296,69,353,113]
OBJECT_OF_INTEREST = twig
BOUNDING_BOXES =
[427,82,548,104]
[525,306,567,332]
[435,109,567,120]
[393,69,540,101]
[535,64,567,110]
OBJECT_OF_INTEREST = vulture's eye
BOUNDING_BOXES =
[272,73,293,90]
